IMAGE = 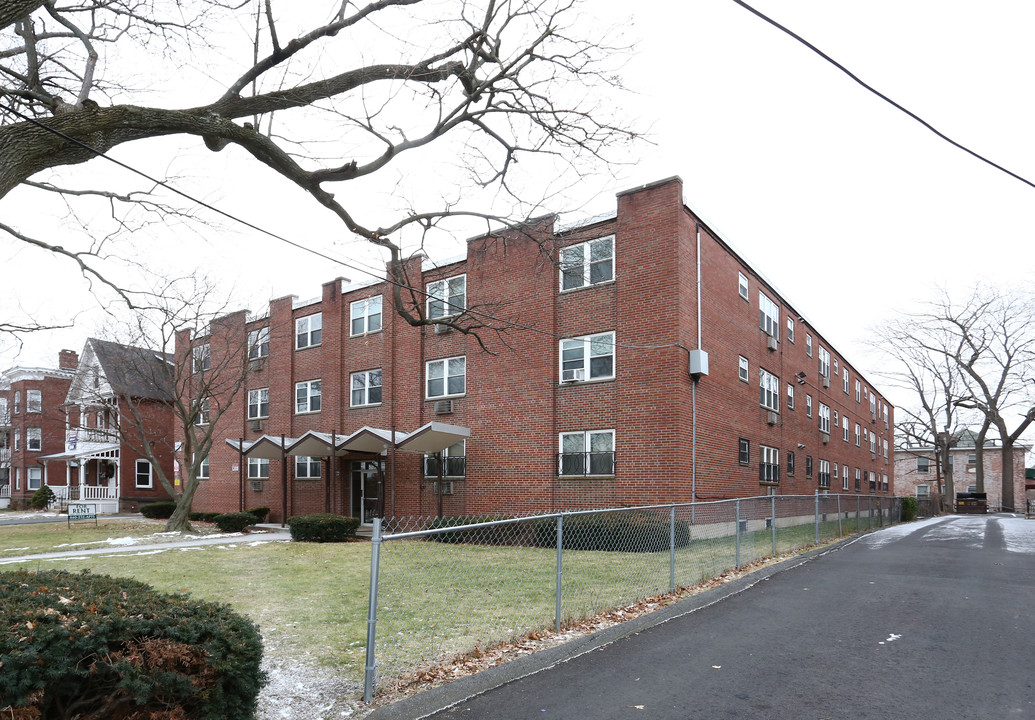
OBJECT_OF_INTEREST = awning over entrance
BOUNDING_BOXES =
[395,422,470,453]
[39,442,120,462]
[339,426,409,454]
[225,422,469,458]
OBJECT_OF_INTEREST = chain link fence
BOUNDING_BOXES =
[363,494,902,699]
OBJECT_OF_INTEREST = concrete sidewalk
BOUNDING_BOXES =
[0,523,291,565]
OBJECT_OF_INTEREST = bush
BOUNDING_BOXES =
[0,569,266,719]
[287,514,360,542]
[190,511,223,523]
[425,515,514,544]
[140,501,177,519]
[531,512,692,552]
[213,512,259,533]
[30,485,56,510]
[901,496,919,522]
[245,506,270,523]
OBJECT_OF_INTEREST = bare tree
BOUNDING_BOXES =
[0,0,637,333]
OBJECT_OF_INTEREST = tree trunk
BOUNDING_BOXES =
[164,477,200,533]
[940,444,954,513]
[1001,442,1016,512]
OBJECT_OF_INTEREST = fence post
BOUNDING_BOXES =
[669,505,676,593]
[867,497,872,530]
[771,495,776,556]
[856,495,861,532]
[555,515,564,632]
[814,491,820,545]
[363,518,383,703]
[837,494,843,537]
[735,499,741,570]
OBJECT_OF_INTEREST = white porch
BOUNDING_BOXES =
[40,442,121,515]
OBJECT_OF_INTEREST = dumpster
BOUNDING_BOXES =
[956,492,987,514]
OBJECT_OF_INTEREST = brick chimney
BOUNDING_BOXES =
[59,349,79,370]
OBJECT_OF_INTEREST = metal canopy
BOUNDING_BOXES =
[286,431,338,458]
[226,435,295,459]
[339,426,409,454]
[227,422,469,459]
[395,421,471,454]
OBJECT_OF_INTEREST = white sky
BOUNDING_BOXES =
[3,0,1035,440]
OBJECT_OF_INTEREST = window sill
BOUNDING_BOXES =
[558,377,614,387]
[425,394,466,401]
[295,344,322,351]
[350,403,383,409]
[247,416,269,421]
[295,410,322,415]
[559,278,616,294]
[350,330,383,339]
[558,474,615,479]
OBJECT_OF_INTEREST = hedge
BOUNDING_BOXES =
[245,507,270,523]
[213,512,259,533]
[424,515,515,544]
[286,514,360,542]
[531,512,692,552]
[140,501,177,519]
[901,496,919,522]
[0,569,266,719]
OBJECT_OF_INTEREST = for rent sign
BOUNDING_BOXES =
[67,504,98,527]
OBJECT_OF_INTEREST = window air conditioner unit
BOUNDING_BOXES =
[821,432,830,445]
[250,419,263,432]
[250,480,263,492]
[562,368,585,383]
[822,376,831,388]
[871,452,877,460]
[766,411,779,426]
[434,400,453,415]
[434,323,452,335]
[249,358,265,372]
[437,481,453,495]
[767,335,778,351]
[871,412,877,423]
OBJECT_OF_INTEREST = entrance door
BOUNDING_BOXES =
[350,461,380,524]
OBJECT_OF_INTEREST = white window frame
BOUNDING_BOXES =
[855,423,861,446]
[560,235,615,291]
[738,272,749,300]
[760,445,780,483]
[560,332,615,383]
[805,333,813,357]
[759,292,780,338]
[917,456,930,473]
[13,429,20,451]
[295,456,322,479]
[248,327,270,360]
[883,438,889,459]
[818,346,830,378]
[198,455,210,480]
[247,388,269,420]
[760,368,779,412]
[843,464,850,491]
[855,379,862,402]
[843,368,849,394]
[295,379,322,414]
[427,274,467,320]
[26,389,41,413]
[806,394,813,418]
[738,356,749,383]
[818,403,830,434]
[843,416,850,442]
[559,430,615,476]
[424,439,467,478]
[194,397,211,426]
[916,484,930,497]
[248,457,269,480]
[818,459,831,489]
[193,343,211,373]
[426,356,466,399]
[870,433,877,454]
[350,296,383,336]
[27,466,42,491]
[296,313,322,349]
[13,391,20,414]
[786,317,795,343]
[135,459,152,488]
[787,383,794,410]
[26,427,41,451]
[350,369,383,407]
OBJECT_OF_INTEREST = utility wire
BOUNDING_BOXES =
[730,0,1035,191]
[0,103,683,353]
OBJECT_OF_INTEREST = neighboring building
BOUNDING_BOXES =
[38,339,175,514]
[0,350,79,509]
[184,176,895,525]
[894,430,1031,512]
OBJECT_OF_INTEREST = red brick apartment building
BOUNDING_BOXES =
[186,176,895,524]
[0,350,79,508]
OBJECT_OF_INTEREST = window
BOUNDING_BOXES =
[832,358,838,376]
[818,459,831,489]
[561,332,614,382]
[248,457,270,480]
[558,431,614,475]
[26,427,41,451]
[351,296,383,336]
[818,403,830,434]
[917,456,930,473]
[13,429,19,451]
[194,398,210,426]
[425,440,467,477]
[13,391,20,414]
[787,451,796,475]
[759,292,779,337]
[26,390,41,413]
[135,460,152,488]
[738,438,750,465]
[738,356,749,382]
[855,423,861,446]
[805,455,813,479]
[818,346,830,379]
[870,433,877,454]
[806,334,813,357]
[295,380,322,413]
[428,275,467,319]
[855,379,861,402]
[843,416,850,442]
[833,410,839,427]
[786,317,795,343]
[883,405,889,424]
[0,397,7,422]
[197,455,209,480]
[561,235,614,290]
[855,468,861,491]
[248,327,270,360]
[295,456,322,479]
[842,464,849,491]
[193,343,211,372]
[426,357,466,398]
[351,369,383,407]
[738,272,749,300]
[869,472,877,492]
[247,388,269,420]
[27,467,41,491]
[760,368,779,411]
[296,313,322,349]
[883,439,889,459]
[760,445,780,484]
[843,368,849,394]
[869,394,877,416]
[806,394,813,418]
[787,383,795,410]
[916,484,930,497]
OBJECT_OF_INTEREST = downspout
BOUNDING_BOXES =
[692,225,702,515]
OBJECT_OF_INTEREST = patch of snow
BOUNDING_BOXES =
[1000,517,1035,554]
[2,547,31,553]
[861,516,944,549]
[257,638,362,720]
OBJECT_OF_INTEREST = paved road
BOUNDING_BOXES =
[413,515,1035,720]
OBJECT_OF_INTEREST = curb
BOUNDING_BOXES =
[366,533,859,720]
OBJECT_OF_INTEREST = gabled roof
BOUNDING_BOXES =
[76,338,174,403]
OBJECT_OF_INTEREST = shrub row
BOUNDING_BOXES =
[0,569,266,719]
[530,512,692,552]
[424,515,515,544]
[287,514,360,542]
[140,504,270,526]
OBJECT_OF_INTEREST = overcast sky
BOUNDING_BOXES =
[3,0,1034,429]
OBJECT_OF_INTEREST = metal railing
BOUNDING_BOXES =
[362,493,901,700]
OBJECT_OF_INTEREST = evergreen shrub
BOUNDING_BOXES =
[531,512,692,552]
[424,515,514,544]
[213,513,259,533]
[140,501,177,519]
[245,507,270,523]
[30,485,57,510]
[286,514,360,542]
[901,496,919,522]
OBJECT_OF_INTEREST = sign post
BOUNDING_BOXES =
[67,503,98,528]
